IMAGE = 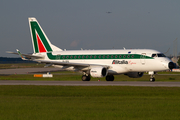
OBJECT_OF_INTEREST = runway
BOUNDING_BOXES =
[0,80,180,87]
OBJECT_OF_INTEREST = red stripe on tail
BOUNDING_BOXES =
[36,34,47,52]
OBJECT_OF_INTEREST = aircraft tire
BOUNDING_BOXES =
[106,75,114,81]
[150,78,155,82]
[82,75,90,81]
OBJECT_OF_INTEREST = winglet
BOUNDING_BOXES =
[16,49,26,60]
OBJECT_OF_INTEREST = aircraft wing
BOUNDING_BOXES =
[37,60,110,69]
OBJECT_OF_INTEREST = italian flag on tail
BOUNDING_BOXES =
[28,17,62,53]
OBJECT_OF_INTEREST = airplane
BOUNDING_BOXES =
[106,12,112,14]
[8,17,175,82]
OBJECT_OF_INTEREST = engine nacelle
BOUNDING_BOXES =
[90,67,108,78]
[125,72,144,78]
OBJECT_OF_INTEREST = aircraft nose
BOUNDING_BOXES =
[168,62,175,69]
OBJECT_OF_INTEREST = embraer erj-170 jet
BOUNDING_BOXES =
[9,17,175,82]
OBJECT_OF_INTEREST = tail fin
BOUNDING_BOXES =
[28,17,62,53]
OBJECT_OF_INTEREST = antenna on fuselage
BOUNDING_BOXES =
[123,47,126,50]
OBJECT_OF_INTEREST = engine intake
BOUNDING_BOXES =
[90,67,108,78]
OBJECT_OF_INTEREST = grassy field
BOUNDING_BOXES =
[0,86,180,120]
[1,73,180,81]
[1,63,180,119]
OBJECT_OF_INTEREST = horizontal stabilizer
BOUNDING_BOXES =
[7,50,44,60]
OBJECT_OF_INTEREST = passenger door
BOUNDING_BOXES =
[140,53,146,65]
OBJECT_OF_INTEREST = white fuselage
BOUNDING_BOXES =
[33,49,171,74]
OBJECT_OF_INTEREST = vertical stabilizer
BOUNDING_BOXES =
[28,17,62,53]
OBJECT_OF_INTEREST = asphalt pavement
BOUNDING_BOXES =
[0,80,180,87]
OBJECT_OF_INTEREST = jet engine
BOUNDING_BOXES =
[90,67,108,78]
[125,72,144,78]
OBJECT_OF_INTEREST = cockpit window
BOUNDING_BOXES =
[152,54,157,57]
[158,53,166,57]
[152,53,166,57]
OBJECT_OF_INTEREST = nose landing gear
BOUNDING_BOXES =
[149,71,155,82]
[150,76,155,82]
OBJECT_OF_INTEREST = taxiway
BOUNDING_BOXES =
[0,80,180,87]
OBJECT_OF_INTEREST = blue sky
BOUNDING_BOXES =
[1,0,180,57]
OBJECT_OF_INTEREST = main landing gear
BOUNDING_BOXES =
[149,71,155,82]
[105,75,114,81]
[82,75,91,81]
[81,74,115,81]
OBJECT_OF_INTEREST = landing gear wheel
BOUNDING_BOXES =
[149,72,156,82]
[150,77,155,82]
[82,75,91,81]
[106,75,114,81]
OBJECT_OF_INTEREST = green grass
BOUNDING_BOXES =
[0,86,180,120]
[1,73,180,81]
